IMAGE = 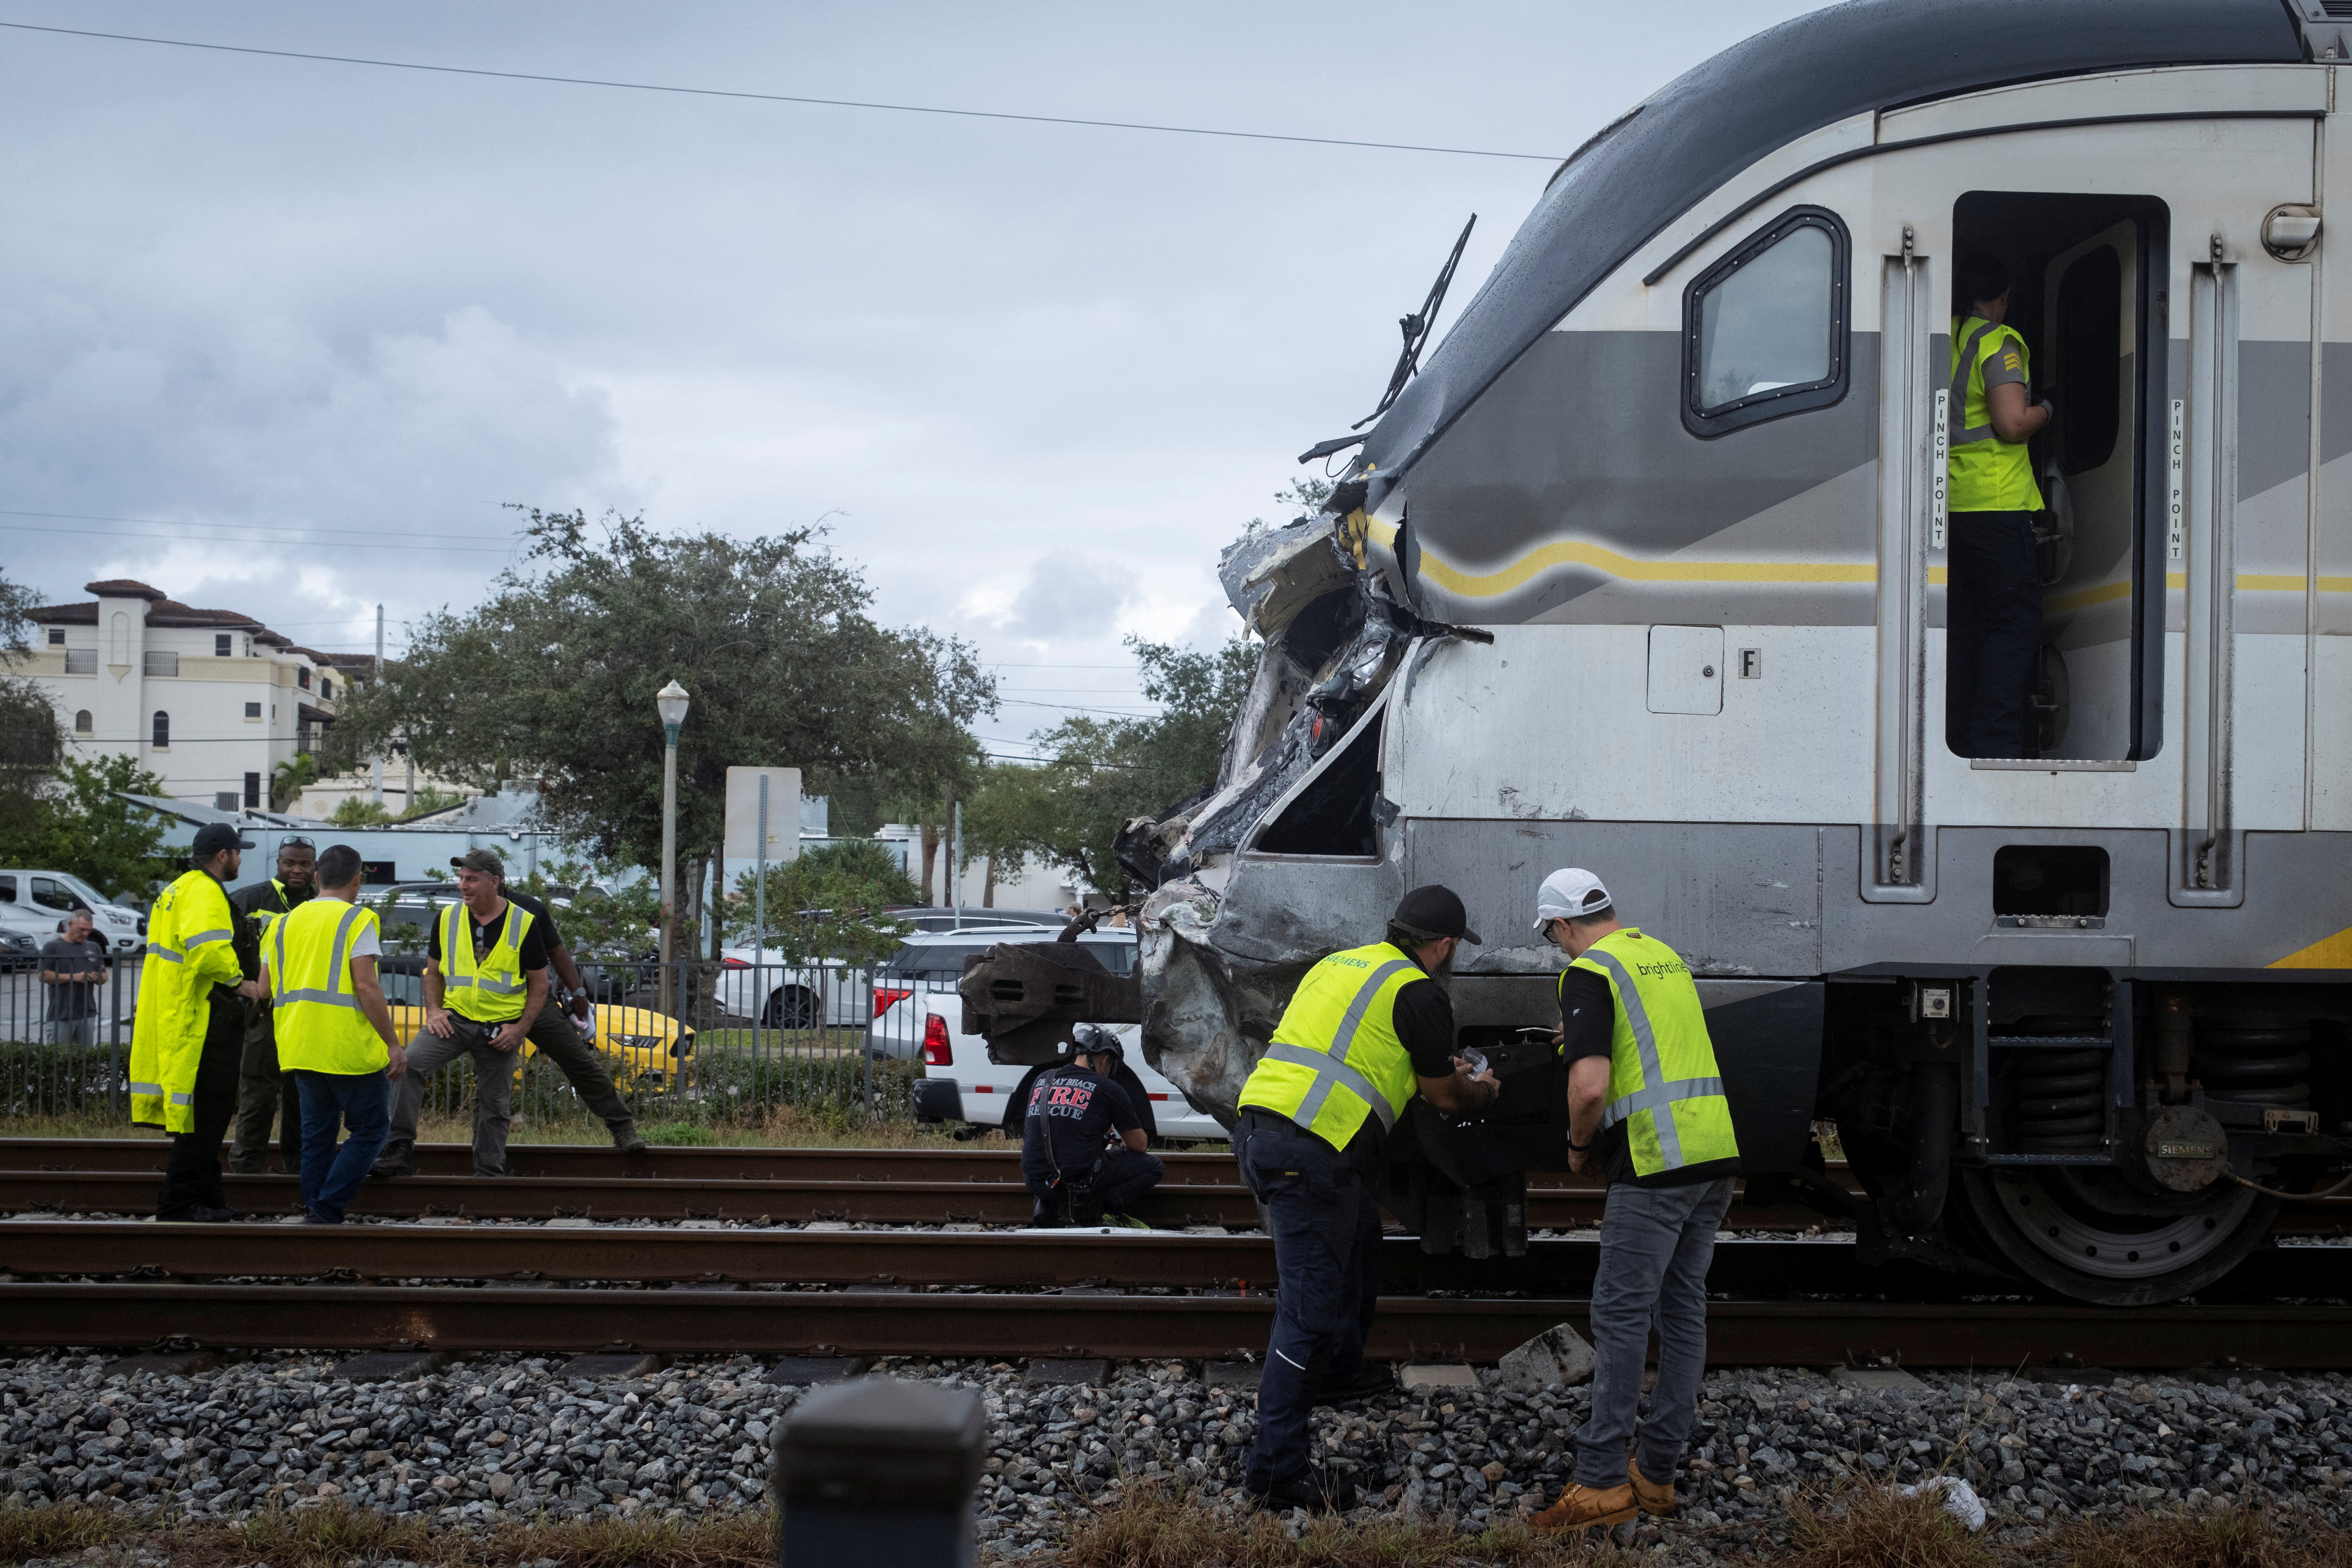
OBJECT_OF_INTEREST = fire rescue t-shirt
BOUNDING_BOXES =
[1019,1066,1143,1190]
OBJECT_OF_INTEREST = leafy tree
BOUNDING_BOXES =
[327,508,995,953]
[1009,634,1256,896]
[0,569,60,813]
[400,785,467,820]
[732,838,921,966]
[328,797,394,826]
[0,754,174,902]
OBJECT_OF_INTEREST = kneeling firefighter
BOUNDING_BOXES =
[1233,885,1501,1513]
[1020,1024,1163,1226]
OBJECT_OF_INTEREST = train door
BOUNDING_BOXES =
[1866,106,2319,902]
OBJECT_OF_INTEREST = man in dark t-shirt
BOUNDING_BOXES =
[1021,1026,1162,1225]
[40,910,108,1045]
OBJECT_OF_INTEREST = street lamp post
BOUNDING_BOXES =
[656,680,690,1013]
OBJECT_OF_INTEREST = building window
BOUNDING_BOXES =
[45,628,62,646]
[64,649,96,676]
[1680,204,1850,437]
[214,633,232,657]
[244,771,261,809]
[242,634,253,657]
[298,667,312,690]
[214,791,239,811]
[321,677,334,701]
[245,701,262,720]
[151,711,169,749]
[142,650,179,678]
[73,709,91,734]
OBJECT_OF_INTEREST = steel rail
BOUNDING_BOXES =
[0,1170,1830,1230]
[4,1281,2350,1366]
[0,1221,1929,1297]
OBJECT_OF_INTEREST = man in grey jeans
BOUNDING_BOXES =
[1526,868,1743,1537]
[40,909,109,1046]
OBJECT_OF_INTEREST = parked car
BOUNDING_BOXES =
[877,924,1219,1142]
[374,954,693,1090]
[0,870,144,955]
[712,940,870,1028]
[0,926,39,974]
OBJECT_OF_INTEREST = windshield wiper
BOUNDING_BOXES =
[1297,214,1476,465]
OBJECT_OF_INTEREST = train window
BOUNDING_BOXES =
[1681,205,1850,438]
[2053,245,2122,475]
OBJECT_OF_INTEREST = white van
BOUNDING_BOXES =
[876,924,1221,1142]
[0,871,144,955]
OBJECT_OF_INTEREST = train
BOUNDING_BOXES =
[965,0,2352,1308]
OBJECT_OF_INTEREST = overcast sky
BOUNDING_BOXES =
[0,0,1826,757]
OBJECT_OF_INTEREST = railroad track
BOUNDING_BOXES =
[1,1219,2340,1300]
[1,1278,2347,1368]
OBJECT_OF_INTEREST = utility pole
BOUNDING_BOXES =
[370,604,385,805]
[656,681,690,1014]
[951,799,964,929]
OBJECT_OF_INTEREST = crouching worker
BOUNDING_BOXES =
[1527,868,1740,1536]
[1020,1024,1162,1227]
[259,844,408,1224]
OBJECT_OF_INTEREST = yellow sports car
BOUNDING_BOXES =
[376,954,692,1090]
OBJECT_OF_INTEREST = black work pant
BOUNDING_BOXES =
[1236,1111,1383,1490]
[227,1001,301,1173]
[1024,1146,1165,1222]
[156,993,245,1218]
[1946,509,2042,759]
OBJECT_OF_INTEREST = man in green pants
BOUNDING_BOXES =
[227,837,316,1174]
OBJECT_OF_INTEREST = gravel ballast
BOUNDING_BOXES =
[4,1351,2349,1558]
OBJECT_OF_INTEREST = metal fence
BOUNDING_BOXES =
[0,954,934,1129]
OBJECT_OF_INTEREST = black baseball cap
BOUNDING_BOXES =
[451,848,506,877]
[191,823,254,858]
[1392,885,1481,945]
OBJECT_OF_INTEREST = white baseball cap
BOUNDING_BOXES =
[1533,868,1613,931]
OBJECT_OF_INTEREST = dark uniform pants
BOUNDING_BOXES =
[227,1000,301,1173]
[378,1007,636,1174]
[156,992,246,1218]
[1947,509,2042,759]
[1237,1110,1383,1490]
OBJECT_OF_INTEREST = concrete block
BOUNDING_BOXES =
[768,1356,868,1386]
[560,1352,666,1379]
[1497,1323,1596,1389]
[107,1351,217,1379]
[1399,1363,1478,1391]
[1023,1358,1109,1387]
[332,1350,448,1382]
[1833,1367,1925,1391]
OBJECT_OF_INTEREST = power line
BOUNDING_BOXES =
[0,20,1563,163]
[0,506,495,542]
[0,521,525,555]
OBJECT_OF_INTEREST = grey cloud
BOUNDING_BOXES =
[1004,553,1137,644]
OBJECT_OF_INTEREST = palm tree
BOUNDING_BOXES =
[270,754,318,812]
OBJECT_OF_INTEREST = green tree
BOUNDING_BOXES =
[733,838,920,966]
[270,754,318,811]
[1011,634,1257,896]
[327,508,996,952]
[0,754,175,902]
[0,569,60,815]
[328,796,394,826]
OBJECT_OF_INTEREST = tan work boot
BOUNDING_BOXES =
[1629,1457,1675,1515]
[1531,1480,1638,1536]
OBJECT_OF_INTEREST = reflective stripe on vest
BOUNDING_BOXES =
[131,869,241,1134]
[1572,930,1740,1178]
[1239,943,1422,1147]
[1947,318,2001,446]
[439,901,534,1022]
[1946,315,2044,513]
[274,899,386,1072]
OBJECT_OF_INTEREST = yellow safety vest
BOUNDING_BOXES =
[129,869,243,1132]
[1239,941,1424,1148]
[246,879,301,937]
[1947,315,2044,513]
[1569,928,1740,1179]
[270,897,389,1074]
[438,900,536,1024]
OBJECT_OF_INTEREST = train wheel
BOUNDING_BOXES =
[1953,1165,2278,1307]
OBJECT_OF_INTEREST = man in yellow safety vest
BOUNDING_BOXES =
[1232,885,1500,1513]
[1527,869,1742,1537]
[376,846,552,1176]
[133,822,265,1222]
[227,835,316,1174]
[257,843,407,1223]
[1946,252,2055,758]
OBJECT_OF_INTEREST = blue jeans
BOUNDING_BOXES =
[1575,1176,1737,1487]
[293,1069,392,1223]
[1237,1111,1383,1489]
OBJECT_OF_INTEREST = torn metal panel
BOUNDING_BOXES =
[1218,514,1356,640]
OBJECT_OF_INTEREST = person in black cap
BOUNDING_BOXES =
[1229,884,1500,1513]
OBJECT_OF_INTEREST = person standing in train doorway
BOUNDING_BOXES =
[1946,253,2054,759]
